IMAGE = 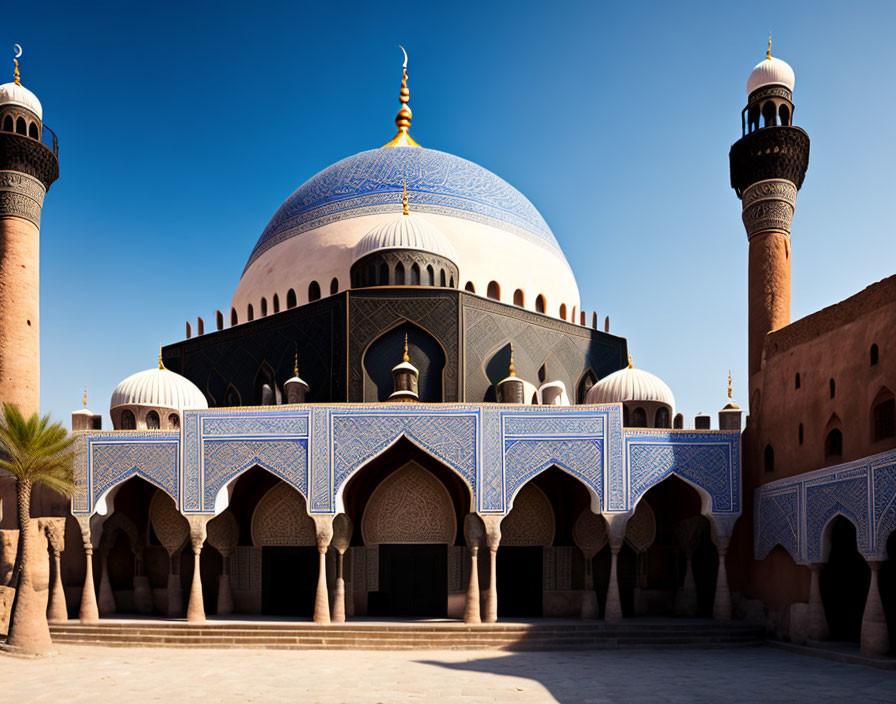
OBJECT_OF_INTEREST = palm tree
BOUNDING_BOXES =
[0,403,75,655]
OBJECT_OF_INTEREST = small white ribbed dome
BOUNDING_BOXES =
[747,56,795,96]
[586,365,675,410]
[353,212,458,263]
[0,81,42,120]
[111,367,208,412]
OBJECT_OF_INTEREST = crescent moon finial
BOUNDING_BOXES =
[399,45,408,70]
[14,44,22,59]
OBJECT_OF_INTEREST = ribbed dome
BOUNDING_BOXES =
[747,56,795,96]
[353,212,458,263]
[0,82,42,120]
[110,368,208,412]
[586,366,675,410]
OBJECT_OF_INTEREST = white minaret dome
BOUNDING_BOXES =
[586,362,676,411]
[0,81,42,120]
[747,53,795,96]
[110,364,208,413]
[353,211,458,263]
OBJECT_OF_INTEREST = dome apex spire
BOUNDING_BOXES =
[382,46,421,148]
[13,44,22,86]
[158,343,165,370]
[402,180,410,215]
[766,33,772,60]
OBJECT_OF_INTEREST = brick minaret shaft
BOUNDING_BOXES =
[0,93,59,415]
[730,74,809,391]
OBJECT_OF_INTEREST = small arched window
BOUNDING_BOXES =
[764,444,775,473]
[631,407,647,428]
[395,263,405,285]
[145,410,160,430]
[871,344,879,366]
[535,295,546,314]
[795,372,800,389]
[308,281,321,301]
[440,269,446,287]
[28,122,38,139]
[330,277,339,295]
[762,101,776,127]
[168,413,180,430]
[571,306,577,323]
[559,304,567,320]
[655,407,671,429]
[872,391,895,442]
[778,104,790,127]
[410,263,420,286]
[427,266,435,287]
[464,281,475,293]
[449,276,454,288]
[487,281,500,300]
[247,304,254,321]
[673,413,684,429]
[513,289,524,307]
[272,294,280,313]
[825,428,843,460]
[120,409,136,430]
[15,117,26,135]
[580,311,586,326]
[287,289,297,309]
[798,423,804,445]
[260,297,268,317]
[380,262,390,285]
[829,378,836,399]
[231,308,238,326]
[2,115,12,132]
[748,105,760,132]
[592,312,597,329]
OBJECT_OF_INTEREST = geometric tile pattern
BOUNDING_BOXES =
[755,447,896,563]
[73,404,742,530]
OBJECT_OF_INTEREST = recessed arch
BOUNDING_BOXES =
[513,289,524,307]
[251,481,316,546]
[464,281,475,293]
[500,483,555,546]
[286,289,297,309]
[308,280,321,302]
[506,461,602,516]
[871,386,895,442]
[361,320,446,402]
[559,303,567,320]
[487,281,500,301]
[330,277,339,295]
[535,295,546,314]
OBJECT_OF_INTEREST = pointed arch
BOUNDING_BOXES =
[500,483,555,546]
[251,481,316,546]
[576,368,598,405]
[361,319,446,402]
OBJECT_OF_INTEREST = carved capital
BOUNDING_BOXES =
[39,516,66,554]
[481,515,502,550]
[187,515,211,553]
[312,514,334,549]
[741,179,798,238]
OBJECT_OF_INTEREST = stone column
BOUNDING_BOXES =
[98,550,115,616]
[712,535,732,621]
[603,514,630,622]
[42,518,68,623]
[463,513,484,624]
[482,516,502,623]
[76,520,99,624]
[330,514,352,624]
[860,561,890,656]
[312,516,334,624]
[186,517,209,623]
[806,563,828,641]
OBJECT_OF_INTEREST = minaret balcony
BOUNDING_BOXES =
[0,126,59,189]
[729,126,809,199]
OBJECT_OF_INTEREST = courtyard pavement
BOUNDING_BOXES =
[2,644,894,703]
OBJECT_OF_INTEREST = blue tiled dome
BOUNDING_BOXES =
[244,147,564,272]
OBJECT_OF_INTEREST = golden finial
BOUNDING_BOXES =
[158,343,166,370]
[382,46,421,148]
[766,33,772,60]
[728,369,733,399]
[83,385,88,408]
[13,44,22,86]
[627,354,633,369]
[403,333,410,363]
[402,181,410,215]
[294,345,300,378]
[508,343,517,377]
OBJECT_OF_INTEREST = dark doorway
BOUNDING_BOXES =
[369,544,447,617]
[497,546,543,617]
[261,546,318,617]
[820,517,870,641]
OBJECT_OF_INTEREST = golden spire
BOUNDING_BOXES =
[83,385,88,408]
[508,343,517,377]
[403,333,410,363]
[13,44,21,86]
[294,345,300,378]
[766,33,772,60]
[382,46,421,148]
[158,343,166,370]
[728,369,733,399]
[402,181,410,215]
[627,354,633,369]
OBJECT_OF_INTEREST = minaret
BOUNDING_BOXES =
[496,344,524,403]
[388,334,419,402]
[0,46,59,415]
[729,38,809,390]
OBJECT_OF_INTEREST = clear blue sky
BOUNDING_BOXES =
[6,1,895,426]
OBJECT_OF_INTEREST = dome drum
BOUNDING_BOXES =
[351,249,458,289]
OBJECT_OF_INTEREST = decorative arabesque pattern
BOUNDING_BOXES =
[88,434,179,508]
[504,439,603,506]
[625,501,656,553]
[149,490,188,556]
[754,487,800,561]
[207,510,239,555]
[251,482,316,547]
[500,484,555,547]
[573,509,607,555]
[361,463,457,545]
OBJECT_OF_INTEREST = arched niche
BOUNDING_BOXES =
[500,483,555,547]
[362,322,446,402]
[361,461,457,545]
[251,482,316,547]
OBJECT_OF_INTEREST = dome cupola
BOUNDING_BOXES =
[586,356,675,428]
[747,42,795,98]
[110,350,208,430]
[284,350,310,404]
[388,334,419,402]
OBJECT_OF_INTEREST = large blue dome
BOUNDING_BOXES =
[244,147,565,272]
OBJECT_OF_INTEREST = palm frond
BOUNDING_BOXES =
[0,403,75,496]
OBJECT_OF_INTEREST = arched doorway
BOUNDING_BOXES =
[362,322,446,402]
[820,516,870,641]
[341,439,470,618]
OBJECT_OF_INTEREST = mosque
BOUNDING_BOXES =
[0,41,893,655]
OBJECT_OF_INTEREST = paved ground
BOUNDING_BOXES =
[2,644,894,703]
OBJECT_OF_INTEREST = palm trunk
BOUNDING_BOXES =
[6,478,53,654]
